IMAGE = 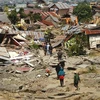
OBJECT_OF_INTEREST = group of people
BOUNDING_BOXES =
[55,61,65,87]
[43,42,80,90]
[56,50,80,90]
[43,42,53,56]
[55,61,80,90]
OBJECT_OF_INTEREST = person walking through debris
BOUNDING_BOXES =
[43,42,47,55]
[57,49,63,60]
[74,71,80,90]
[58,68,65,87]
[46,43,50,55]
[55,63,62,79]
[59,60,65,69]
[49,43,53,56]
[44,30,50,43]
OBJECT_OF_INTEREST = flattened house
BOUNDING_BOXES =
[41,11,60,27]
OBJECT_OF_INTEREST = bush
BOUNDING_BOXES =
[29,43,39,49]
[67,44,86,56]
[67,34,87,56]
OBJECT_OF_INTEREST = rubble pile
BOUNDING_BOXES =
[0,22,100,100]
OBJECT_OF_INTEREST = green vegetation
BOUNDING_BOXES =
[18,8,27,18]
[73,2,92,23]
[67,33,88,56]
[8,8,41,25]
[8,9,19,24]
[4,5,9,15]
[29,12,41,23]
[29,43,39,50]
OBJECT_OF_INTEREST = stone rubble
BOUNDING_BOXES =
[0,48,99,100]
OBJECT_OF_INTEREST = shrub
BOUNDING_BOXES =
[67,44,86,56]
[29,43,39,49]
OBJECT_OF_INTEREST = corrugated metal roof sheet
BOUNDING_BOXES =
[61,25,69,31]
[41,11,59,20]
[48,2,70,9]
[85,29,100,35]
[7,30,44,40]
[50,14,60,23]
[52,35,66,48]
[65,25,82,34]
[48,3,54,8]
[20,31,44,39]
[41,20,54,26]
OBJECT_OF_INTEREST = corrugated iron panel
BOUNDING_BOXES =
[48,3,54,8]
[21,31,44,39]
[85,29,100,35]
[58,2,64,9]
[10,31,44,40]
[50,15,60,23]
[55,2,69,9]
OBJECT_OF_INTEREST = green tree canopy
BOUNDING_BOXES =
[8,9,19,24]
[73,2,92,23]
[4,5,9,15]
[18,8,27,18]
[67,33,88,56]
[28,12,42,23]
[33,13,41,22]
